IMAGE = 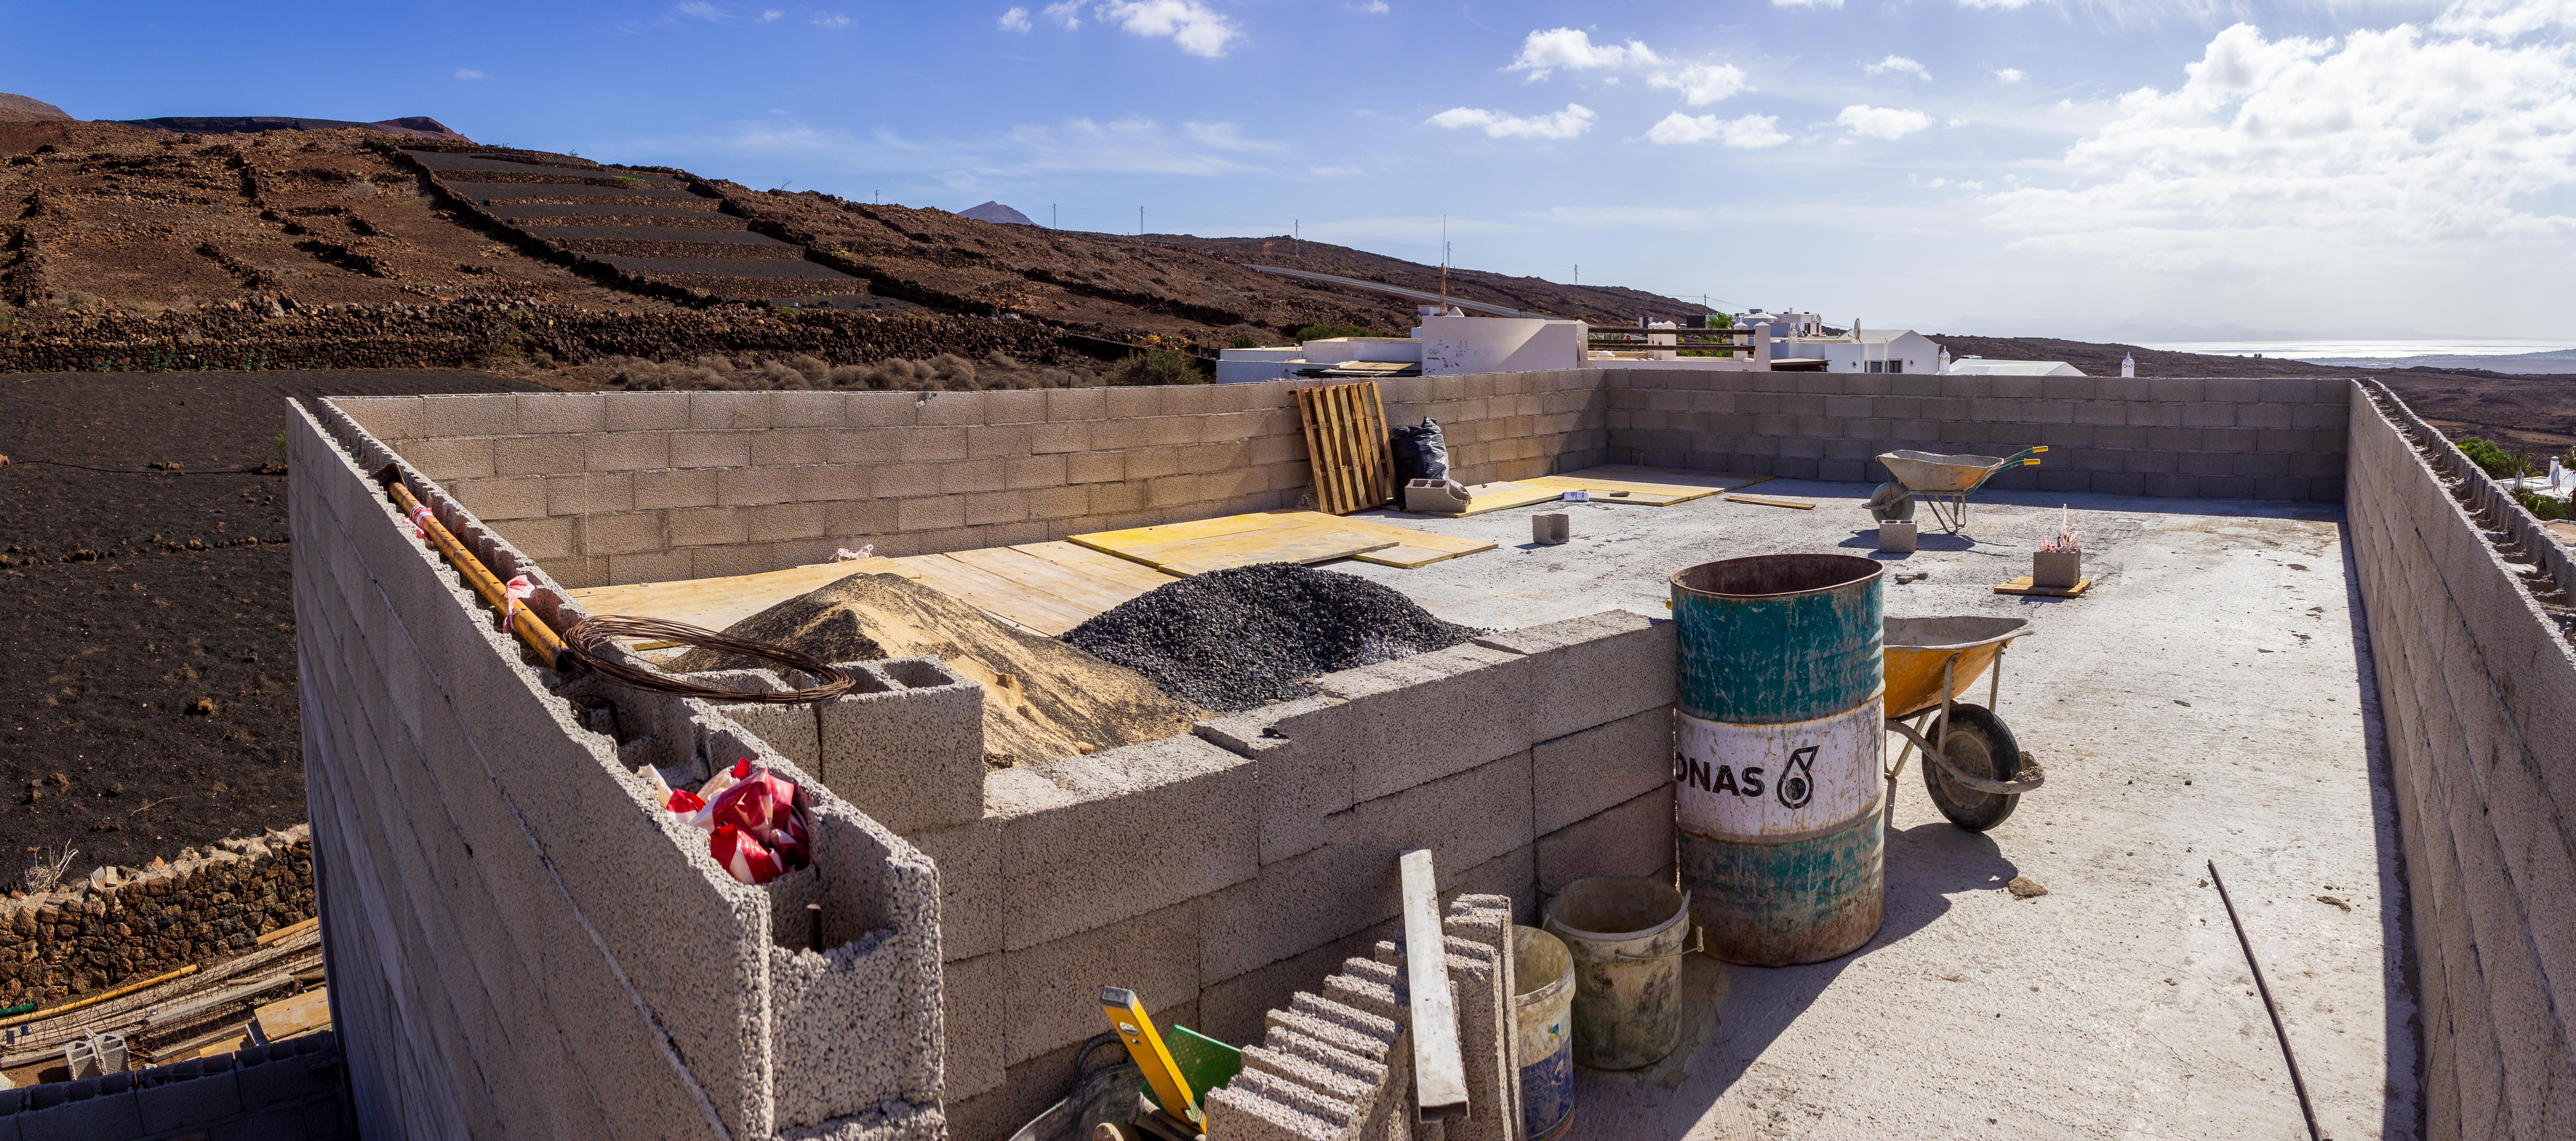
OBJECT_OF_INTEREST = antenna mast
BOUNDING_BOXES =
[1439,215,1449,309]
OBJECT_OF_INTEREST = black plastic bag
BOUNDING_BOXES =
[1390,418,1450,483]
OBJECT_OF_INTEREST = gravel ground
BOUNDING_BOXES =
[1061,563,1480,711]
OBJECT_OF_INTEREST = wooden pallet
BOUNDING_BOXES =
[1296,381,1396,515]
[1993,575,2091,597]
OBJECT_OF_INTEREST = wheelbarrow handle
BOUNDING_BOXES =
[1884,718,2049,795]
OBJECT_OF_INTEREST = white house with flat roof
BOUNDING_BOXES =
[1944,355,2086,377]
[1772,327,1942,374]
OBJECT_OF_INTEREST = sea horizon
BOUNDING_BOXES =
[2136,338,2576,360]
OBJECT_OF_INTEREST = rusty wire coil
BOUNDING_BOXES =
[561,615,856,704]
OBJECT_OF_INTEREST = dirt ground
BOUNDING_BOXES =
[0,369,537,875]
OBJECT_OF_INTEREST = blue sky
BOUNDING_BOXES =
[11,0,2576,337]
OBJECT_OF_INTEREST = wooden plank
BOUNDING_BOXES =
[1359,380,1394,507]
[1071,513,1279,553]
[567,558,905,636]
[1399,850,1469,1122]
[1009,541,1183,595]
[945,545,1160,616]
[1327,515,1497,558]
[255,917,319,948]
[253,987,332,1040]
[1725,493,1816,509]
[1126,521,1400,575]
[1433,481,1570,516]
[1352,544,1463,569]
[897,554,1096,636]
[1993,575,2092,598]
[1296,381,1394,515]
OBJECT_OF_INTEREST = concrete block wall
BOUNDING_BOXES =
[856,610,1675,1140]
[2345,381,2576,1140]
[290,402,949,1140]
[1605,370,2352,501]
[332,371,1609,589]
[0,1030,353,1141]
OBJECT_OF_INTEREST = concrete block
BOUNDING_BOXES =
[1270,997,1400,1061]
[632,467,719,511]
[137,1070,244,1131]
[1004,897,1200,1064]
[1532,706,1671,838]
[819,658,985,834]
[1005,733,1256,949]
[1201,841,1400,982]
[548,472,634,517]
[1537,785,1675,895]
[1334,752,1534,899]
[584,430,672,472]
[910,818,1002,962]
[1196,694,1359,865]
[448,476,549,521]
[752,428,829,468]
[1206,1084,1344,1141]
[941,950,1008,1101]
[897,494,966,532]
[1471,609,1676,743]
[396,435,497,480]
[1321,642,1535,803]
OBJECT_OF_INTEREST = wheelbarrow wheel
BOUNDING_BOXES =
[1867,482,1916,522]
[1923,703,2023,832]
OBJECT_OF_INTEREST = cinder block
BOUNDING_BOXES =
[396,435,496,480]
[751,428,828,468]
[911,818,1002,962]
[1201,841,1399,982]
[1537,785,1674,895]
[602,391,693,432]
[1005,733,1256,949]
[584,430,672,472]
[1472,609,1675,743]
[819,658,984,833]
[448,476,548,521]
[578,510,666,557]
[941,950,1007,1100]
[689,389,774,429]
[1531,706,1670,836]
[1196,694,1358,865]
[1206,1084,1344,1141]
[1334,752,1534,902]
[137,1070,244,1131]
[547,472,634,517]
[631,468,718,511]
[1322,642,1536,803]
[712,702,818,769]
[1003,897,1200,1064]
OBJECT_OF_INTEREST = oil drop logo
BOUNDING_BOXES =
[1776,746,1818,810]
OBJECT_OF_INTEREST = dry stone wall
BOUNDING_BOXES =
[2346,380,2576,1140]
[335,370,1610,589]
[1606,370,2351,501]
[0,828,311,1007]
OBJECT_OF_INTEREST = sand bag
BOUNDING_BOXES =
[1391,418,1451,483]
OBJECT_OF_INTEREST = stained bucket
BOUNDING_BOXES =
[1544,877,1690,1071]
[1512,926,1576,1141]
[1671,554,1886,966]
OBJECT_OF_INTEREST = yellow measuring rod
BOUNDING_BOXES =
[1101,986,1200,1125]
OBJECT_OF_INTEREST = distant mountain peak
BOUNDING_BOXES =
[0,93,72,123]
[959,200,1037,227]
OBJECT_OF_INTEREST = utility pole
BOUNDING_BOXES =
[1439,215,1448,309]
[1294,220,1299,259]
[1139,207,1144,236]
[1573,264,1579,286]
[1052,204,1057,229]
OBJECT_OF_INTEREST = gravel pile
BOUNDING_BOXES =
[1063,564,1481,711]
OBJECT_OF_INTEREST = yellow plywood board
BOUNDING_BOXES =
[1011,541,1185,595]
[944,545,1165,617]
[1402,468,1774,516]
[1725,493,1816,510]
[1066,514,1280,550]
[254,987,333,1041]
[1353,544,1463,569]
[1330,516,1497,567]
[1070,510,1487,575]
[899,553,1100,637]
[1441,481,1569,516]
[1993,575,2092,598]
[568,559,908,638]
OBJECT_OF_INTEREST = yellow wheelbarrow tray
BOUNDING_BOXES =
[1882,617,2048,823]
[1875,447,2047,533]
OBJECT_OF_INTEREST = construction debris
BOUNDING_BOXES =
[1062,564,1481,712]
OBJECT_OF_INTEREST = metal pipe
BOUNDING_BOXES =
[380,471,572,672]
[2208,860,2325,1141]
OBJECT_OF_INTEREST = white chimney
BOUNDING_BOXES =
[2120,353,2136,378]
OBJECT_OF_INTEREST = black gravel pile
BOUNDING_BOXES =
[1063,564,1481,711]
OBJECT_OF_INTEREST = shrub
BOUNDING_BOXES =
[1226,334,1263,349]
[2512,488,2571,521]
[1107,348,1207,386]
[2458,436,2537,479]
[1293,323,1378,342]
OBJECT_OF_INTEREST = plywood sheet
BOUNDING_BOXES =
[1332,515,1497,566]
[1353,545,1460,569]
[568,558,906,637]
[1010,541,1184,594]
[1725,493,1816,510]
[1992,575,2092,598]
[1400,468,1774,516]
[254,987,332,1041]
[944,545,1163,616]
[898,553,1099,637]
[1069,510,1491,575]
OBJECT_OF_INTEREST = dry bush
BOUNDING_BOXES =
[553,350,1105,393]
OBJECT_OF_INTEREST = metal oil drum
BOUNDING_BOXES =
[1670,554,1886,966]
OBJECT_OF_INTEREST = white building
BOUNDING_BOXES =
[1215,309,1606,383]
[1736,309,1824,337]
[1771,327,1943,374]
[1943,355,2085,377]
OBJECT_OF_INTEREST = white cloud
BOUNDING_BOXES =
[1361,0,1390,10]
[1837,104,1933,139]
[760,8,782,19]
[812,12,852,27]
[1099,0,1241,57]
[1957,0,2046,8]
[1773,0,1842,7]
[1867,54,1931,79]
[676,1,726,20]
[1648,62,1751,105]
[1986,19,2576,274]
[999,6,1032,30]
[2437,0,2576,37]
[1427,103,1597,140]
[1995,67,2026,82]
[1043,1,1082,28]
[454,68,486,80]
[1647,111,1790,147]
[1509,29,1661,78]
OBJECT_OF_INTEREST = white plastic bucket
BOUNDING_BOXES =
[1512,925,1576,1141]
[1544,876,1691,1071]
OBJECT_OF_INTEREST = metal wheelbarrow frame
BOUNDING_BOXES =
[1882,616,2047,831]
[1875,447,2047,534]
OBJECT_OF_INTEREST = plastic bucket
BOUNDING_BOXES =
[1512,926,1576,1141]
[1544,877,1691,1071]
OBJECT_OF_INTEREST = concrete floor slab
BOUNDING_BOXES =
[1336,480,2419,1140]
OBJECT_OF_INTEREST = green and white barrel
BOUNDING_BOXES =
[1670,554,1886,966]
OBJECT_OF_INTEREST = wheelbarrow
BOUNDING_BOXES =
[1871,447,2047,534]
[1882,616,2047,831]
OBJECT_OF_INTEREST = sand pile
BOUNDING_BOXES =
[1063,564,1481,712]
[670,572,1206,767]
